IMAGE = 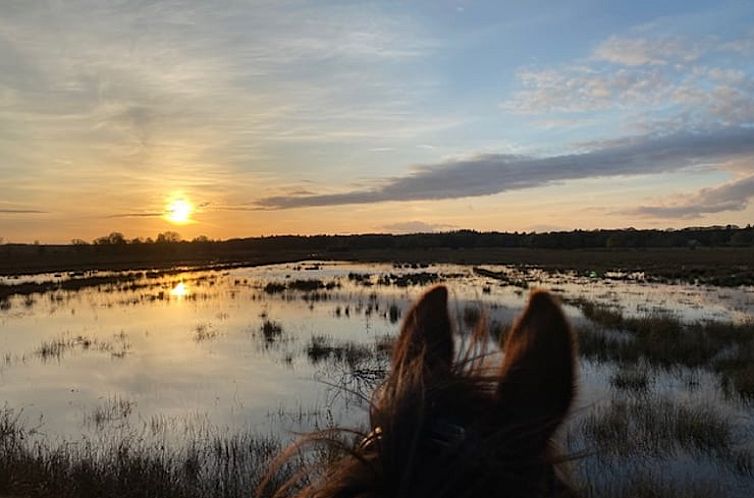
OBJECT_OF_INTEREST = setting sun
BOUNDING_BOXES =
[166,199,193,224]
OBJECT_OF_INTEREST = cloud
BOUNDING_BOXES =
[0,209,47,214]
[104,212,164,219]
[502,33,754,128]
[720,31,754,54]
[592,36,705,66]
[0,0,445,216]
[380,221,455,233]
[255,127,754,209]
[630,175,754,219]
[503,65,674,114]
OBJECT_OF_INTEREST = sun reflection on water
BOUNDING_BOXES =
[170,282,189,298]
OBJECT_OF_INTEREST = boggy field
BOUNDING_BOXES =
[1,261,753,497]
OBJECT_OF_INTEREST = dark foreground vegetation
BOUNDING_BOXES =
[0,408,289,498]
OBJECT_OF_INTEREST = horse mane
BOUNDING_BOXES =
[258,286,578,498]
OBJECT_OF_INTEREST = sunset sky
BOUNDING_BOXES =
[1,0,753,243]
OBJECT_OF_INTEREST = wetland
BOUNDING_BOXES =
[1,260,753,497]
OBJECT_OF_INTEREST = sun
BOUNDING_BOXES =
[166,199,193,224]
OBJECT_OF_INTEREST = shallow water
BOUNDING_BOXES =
[1,261,753,495]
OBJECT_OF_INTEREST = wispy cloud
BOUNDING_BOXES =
[0,0,445,214]
[0,209,47,214]
[104,212,164,219]
[380,221,455,233]
[630,175,754,219]
[502,33,754,130]
[255,127,754,209]
[592,35,706,66]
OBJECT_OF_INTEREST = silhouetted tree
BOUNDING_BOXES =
[156,231,181,243]
[93,232,126,245]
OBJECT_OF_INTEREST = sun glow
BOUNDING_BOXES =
[166,199,193,224]
[170,282,189,298]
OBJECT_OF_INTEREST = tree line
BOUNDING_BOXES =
[65,224,754,251]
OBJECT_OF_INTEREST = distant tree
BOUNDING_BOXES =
[93,232,127,245]
[192,235,211,243]
[156,231,181,243]
[71,238,88,245]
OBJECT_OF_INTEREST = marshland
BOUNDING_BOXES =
[1,260,753,497]
[4,0,754,496]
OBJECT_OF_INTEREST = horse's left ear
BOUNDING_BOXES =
[392,285,454,378]
[496,290,576,443]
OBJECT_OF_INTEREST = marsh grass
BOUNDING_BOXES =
[34,332,131,362]
[376,272,440,287]
[193,323,219,342]
[260,320,283,344]
[264,279,340,295]
[473,267,529,288]
[84,395,136,430]
[576,396,750,473]
[577,469,722,498]
[305,335,393,406]
[388,303,401,323]
[570,298,754,398]
[0,408,290,498]
[610,367,652,393]
[305,335,373,367]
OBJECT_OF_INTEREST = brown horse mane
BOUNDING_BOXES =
[258,285,578,498]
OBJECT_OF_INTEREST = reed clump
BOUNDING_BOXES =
[571,298,754,398]
[0,407,288,498]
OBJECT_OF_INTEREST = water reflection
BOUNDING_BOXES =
[169,281,189,298]
[0,261,752,495]
[0,262,754,496]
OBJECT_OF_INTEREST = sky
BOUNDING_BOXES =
[1,0,753,243]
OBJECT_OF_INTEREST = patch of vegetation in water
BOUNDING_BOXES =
[264,279,340,294]
[473,267,529,289]
[610,367,652,393]
[33,332,131,362]
[193,323,219,342]
[260,319,283,344]
[306,335,377,367]
[84,395,136,430]
[569,297,754,399]
[377,272,440,287]
[574,395,753,475]
[347,272,373,286]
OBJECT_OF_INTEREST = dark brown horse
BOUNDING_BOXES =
[260,285,577,498]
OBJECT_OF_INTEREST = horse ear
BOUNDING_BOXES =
[392,285,453,377]
[496,290,576,442]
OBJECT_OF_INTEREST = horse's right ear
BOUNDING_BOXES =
[392,285,453,378]
[496,290,576,444]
